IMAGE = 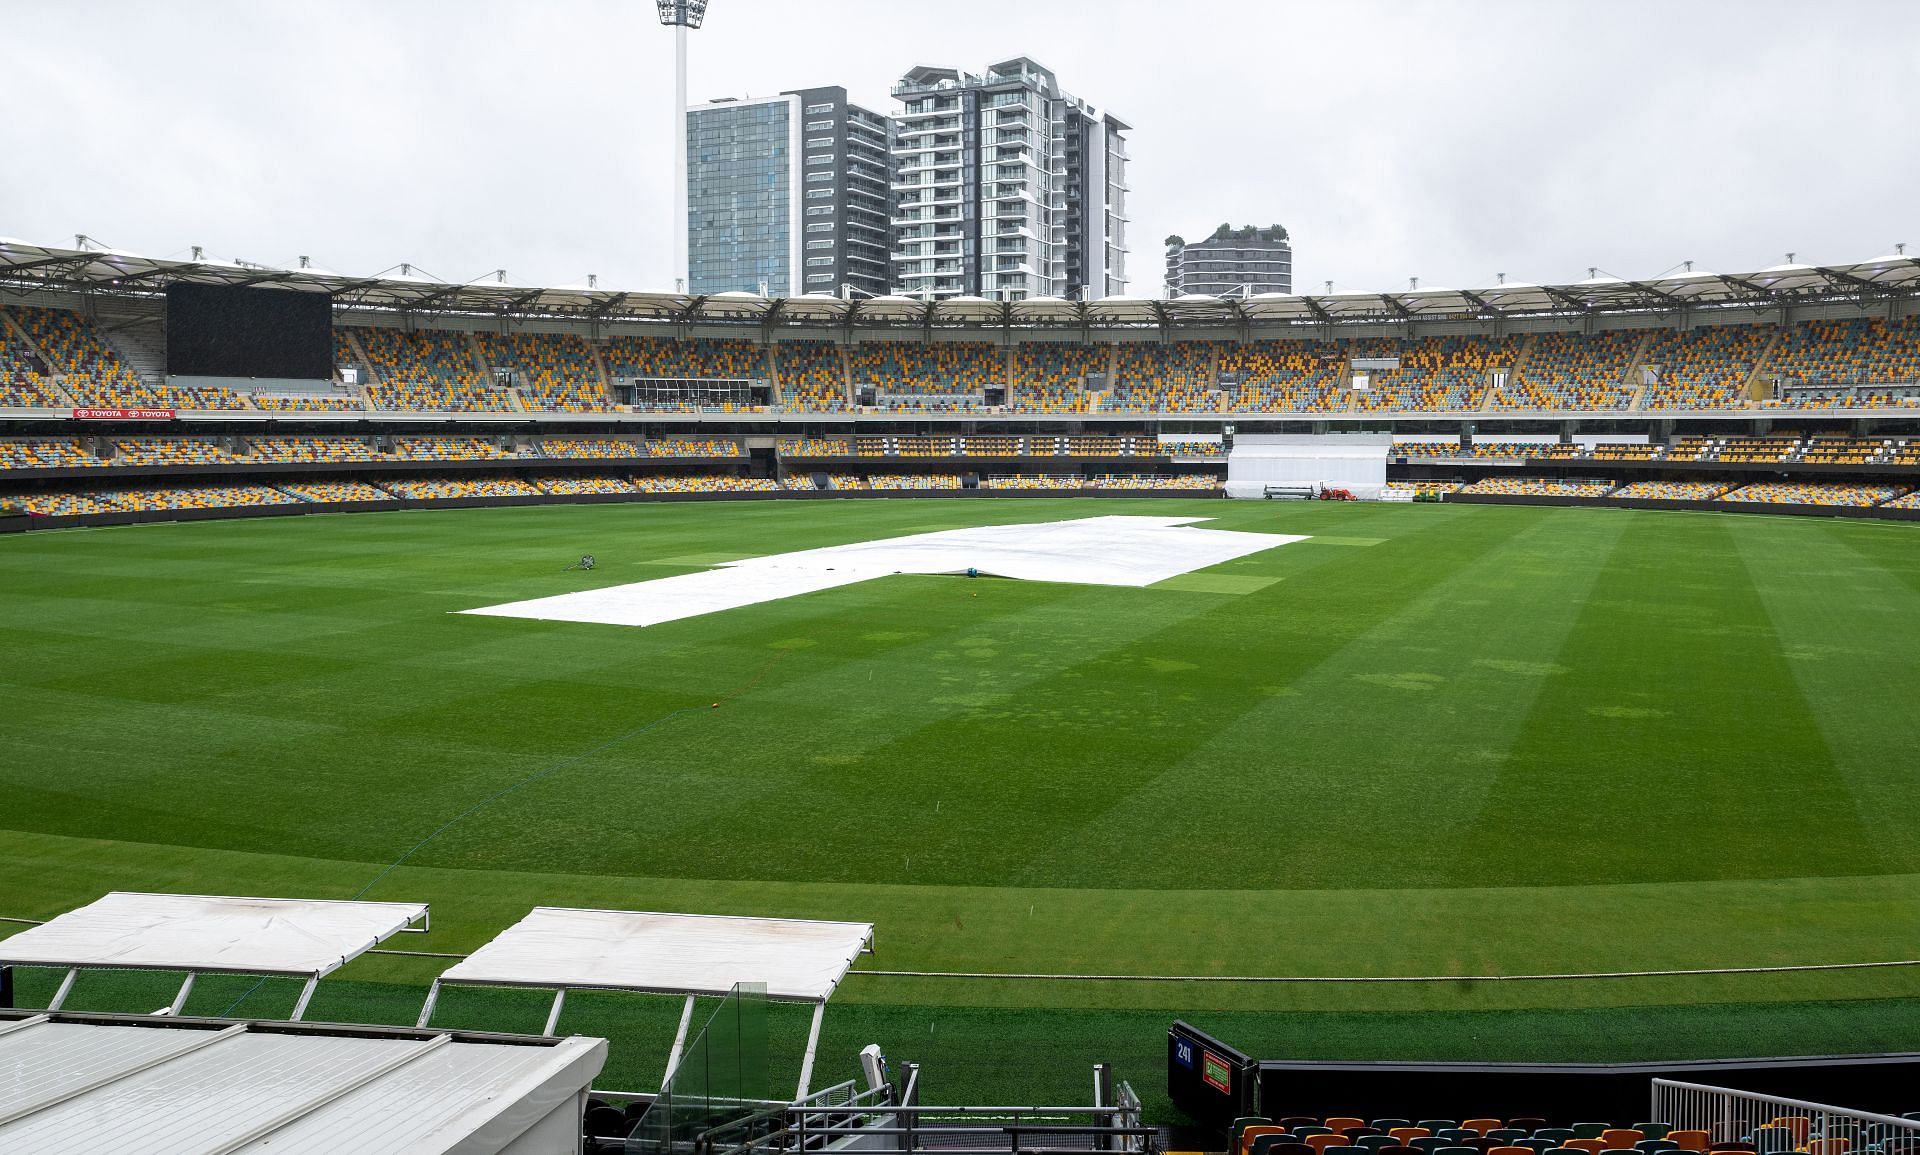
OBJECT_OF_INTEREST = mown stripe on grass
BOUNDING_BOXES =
[1046,504,1621,893]
[1473,513,1879,885]
[1733,518,1920,873]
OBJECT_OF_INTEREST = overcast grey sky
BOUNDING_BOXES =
[5,0,1917,296]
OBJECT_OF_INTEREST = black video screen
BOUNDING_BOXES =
[166,283,333,380]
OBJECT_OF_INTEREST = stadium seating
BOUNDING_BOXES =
[845,342,1002,408]
[1642,326,1770,409]
[249,392,366,411]
[1611,480,1733,501]
[1010,344,1104,413]
[1714,435,1800,464]
[389,436,515,461]
[867,473,963,490]
[1109,341,1224,411]
[1796,435,1891,465]
[111,438,237,466]
[827,473,868,490]
[477,331,610,411]
[379,477,542,500]
[535,475,641,495]
[0,438,108,469]
[91,483,299,510]
[604,336,764,382]
[776,341,849,410]
[1159,440,1226,457]
[246,437,383,463]
[1218,341,1348,412]
[534,437,735,459]
[1494,331,1640,410]
[1219,1112,1920,1155]
[1353,337,1514,411]
[3,491,126,515]
[1383,481,1465,497]
[1461,476,1616,498]
[1086,474,1221,490]
[778,437,853,458]
[630,475,780,493]
[1588,442,1662,463]
[646,438,742,458]
[357,326,511,411]
[1720,481,1905,507]
[279,480,394,503]
[13,306,241,410]
[0,311,63,407]
[1765,317,1920,404]
[536,439,646,459]
[984,474,1084,489]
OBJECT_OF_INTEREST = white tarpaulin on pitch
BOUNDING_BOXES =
[1226,433,1392,499]
[0,892,429,977]
[437,908,875,1002]
[461,515,1306,629]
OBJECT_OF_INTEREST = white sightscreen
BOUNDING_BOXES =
[1226,434,1392,499]
[438,908,876,1002]
[0,892,429,977]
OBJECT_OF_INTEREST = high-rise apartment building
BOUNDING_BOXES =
[890,58,1129,302]
[1164,226,1294,296]
[685,86,892,297]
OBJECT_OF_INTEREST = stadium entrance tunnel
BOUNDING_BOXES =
[462,515,1309,628]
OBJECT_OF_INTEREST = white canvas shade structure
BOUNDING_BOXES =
[419,908,876,1100]
[0,1011,605,1155]
[0,892,429,1021]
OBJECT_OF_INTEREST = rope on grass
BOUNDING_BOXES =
[8,917,1920,983]
[847,959,1920,983]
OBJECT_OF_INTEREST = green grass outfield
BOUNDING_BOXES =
[6,497,1920,1112]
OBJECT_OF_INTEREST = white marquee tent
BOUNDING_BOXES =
[1226,433,1393,499]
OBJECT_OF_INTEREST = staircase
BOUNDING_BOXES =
[1486,334,1537,409]
[343,329,379,385]
[589,341,616,407]
[0,309,74,405]
[1744,325,1786,402]
[1623,332,1656,410]
[95,311,168,388]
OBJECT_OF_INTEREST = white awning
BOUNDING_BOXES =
[0,892,429,978]
[437,908,875,1002]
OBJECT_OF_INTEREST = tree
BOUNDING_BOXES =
[1164,234,1185,249]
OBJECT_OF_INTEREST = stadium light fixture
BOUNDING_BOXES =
[657,0,710,295]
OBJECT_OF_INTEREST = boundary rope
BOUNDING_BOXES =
[7,917,1920,983]
[844,960,1920,982]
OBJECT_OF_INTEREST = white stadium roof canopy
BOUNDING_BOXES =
[4,237,1918,329]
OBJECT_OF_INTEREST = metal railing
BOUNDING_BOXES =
[694,1065,1153,1155]
[1650,1078,1920,1150]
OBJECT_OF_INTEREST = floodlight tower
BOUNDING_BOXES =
[658,0,709,294]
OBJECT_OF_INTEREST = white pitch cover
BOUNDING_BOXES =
[0,892,429,977]
[439,908,875,1002]
[461,515,1306,629]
